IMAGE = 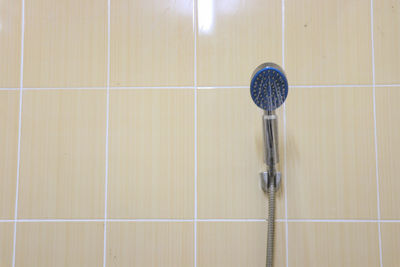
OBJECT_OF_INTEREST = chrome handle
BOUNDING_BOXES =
[263,111,279,167]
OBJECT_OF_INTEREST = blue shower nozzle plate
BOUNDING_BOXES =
[250,63,288,111]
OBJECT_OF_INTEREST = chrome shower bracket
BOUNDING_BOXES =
[260,171,281,193]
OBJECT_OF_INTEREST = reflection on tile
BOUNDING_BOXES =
[286,87,377,219]
[288,222,380,267]
[107,222,194,267]
[110,0,194,86]
[381,223,400,266]
[285,0,372,85]
[15,222,103,267]
[0,91,19,219]
[374,0,400,84]
[197,0,282,86]
[376,87,400,219]
[18,90,106,219]
[197,88,285,219]
[0,0,21,88]
[0,223,13,267]
[23,0,107,87]
[108,90,194,219]
[198,222,286,267]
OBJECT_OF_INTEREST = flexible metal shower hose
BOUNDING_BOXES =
[266,179,276,267]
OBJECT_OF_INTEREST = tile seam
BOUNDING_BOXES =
[12,0,25,265]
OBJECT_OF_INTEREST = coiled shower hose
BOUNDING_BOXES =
[266,178,276,267]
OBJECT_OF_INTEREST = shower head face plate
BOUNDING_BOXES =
[250,63,288,111]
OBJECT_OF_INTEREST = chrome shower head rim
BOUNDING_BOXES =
[250,62,289,111]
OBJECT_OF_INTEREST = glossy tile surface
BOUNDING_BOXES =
[381,223,400,266]
[285,0,372,85]
[374,0,400,84]
[376,87,400,219]
[197,88,285,219]
[0,0,21,88]
[198,222,286,267]
[0,0,399,264]
[286,87,377,219]
[107,222,194,267]
[197,0,282,86]
[15,222,104,267]
[0,91,19,219]
[110,0,194,86]
[0,223,13,267]
[288,222,380,267]
[18,90,106,219]
[108,90,194,219]
[23,0,107,88]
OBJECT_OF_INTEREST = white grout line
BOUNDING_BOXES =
[281,1,290,266]
[287,219,381,223]
[23,87,108,90]
[198,219,267,222]
[1,84,400,91]
[108,219,193,223]
[370,1,383,266]
[103,0,111,266]
[16,219,105,222]
[197,86,248,89]
[193,1,198,266]
[374,84,400,87]
[111,86,194,90]
[12,0,25,265]
[2,218,399,223]
[290,84,374,88]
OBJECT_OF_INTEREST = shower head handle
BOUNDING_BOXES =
[263,111,279,167]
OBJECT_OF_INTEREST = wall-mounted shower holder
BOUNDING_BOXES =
[260,171,281,193]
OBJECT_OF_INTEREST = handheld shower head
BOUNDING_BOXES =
[250,63,288,168]
[250,63,288,111]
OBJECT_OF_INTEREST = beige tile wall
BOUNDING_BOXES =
[0,223,14,267]
[0,91,19,219]
[15,222,104,266]
[285,0,373,85]
[198,222,286,267]
[288,222,380,267]
[0,0,21,88]
[0,0,399,266]
[106,222,194,266]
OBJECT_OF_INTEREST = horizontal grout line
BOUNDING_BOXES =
[197,86,248,89]
[198,219,266,222]
[1,84,399,91]
[111,86,194,90]
[1,219,400,223]
[107,219,193,222]
[23,87,107,90]
[15,219,104,222]
[374,84,400,87]
[287,219,385,223]
[290,84,373,88]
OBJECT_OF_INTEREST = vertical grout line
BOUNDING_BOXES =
[282,0,289,266]
[103,0,111,266]
[12,0,25,265]
[193,0,198,266]
[370,0,383,266]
